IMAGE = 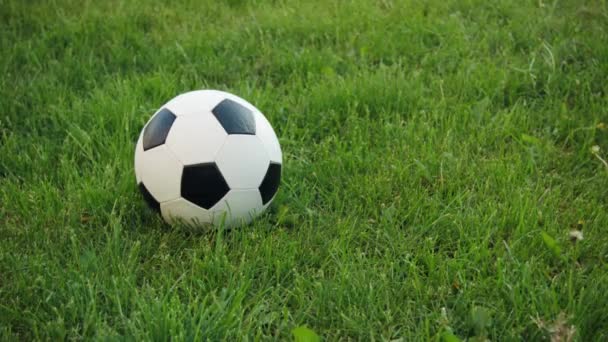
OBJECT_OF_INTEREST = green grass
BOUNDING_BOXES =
[1,0,607,340]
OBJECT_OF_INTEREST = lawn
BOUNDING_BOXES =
[1,0,607,340]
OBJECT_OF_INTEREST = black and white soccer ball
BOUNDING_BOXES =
[134,90,282,228]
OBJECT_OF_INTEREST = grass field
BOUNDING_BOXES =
[1,0,608,340]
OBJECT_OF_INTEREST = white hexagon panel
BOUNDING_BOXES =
[215,135,270,189]
[160,198,213,226]
[135,144,183,204]
[254,111,282,164]
[134,107,183,211]
[210,189,264,227]
[165,114,228,165]
[163,90,227,117]
[134,131,144,184]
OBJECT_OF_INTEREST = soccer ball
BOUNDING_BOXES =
[134,90,282,228]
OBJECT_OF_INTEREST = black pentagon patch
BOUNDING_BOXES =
[212,99,256,135]
[259,163,281,205]
[181,163,230,209]
[138,183,160,213]
[143,108,176,151]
